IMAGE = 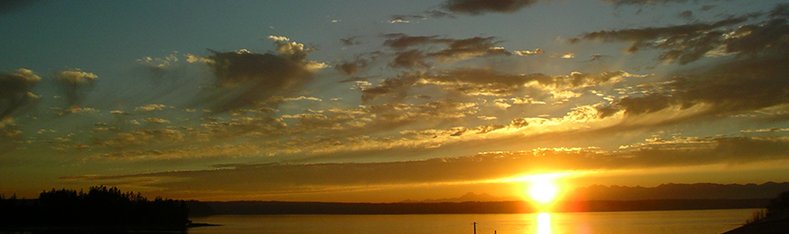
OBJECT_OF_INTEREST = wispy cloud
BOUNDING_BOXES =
[190,37,327,113]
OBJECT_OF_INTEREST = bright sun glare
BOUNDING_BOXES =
[529,180,558,203]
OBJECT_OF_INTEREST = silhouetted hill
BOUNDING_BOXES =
[567,182,789,201]
[400,192,519,203]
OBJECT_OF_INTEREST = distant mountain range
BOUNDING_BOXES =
[566,181,789,201]
[185,182,789,216]
[399,192,519,203]
[406,182,789,203]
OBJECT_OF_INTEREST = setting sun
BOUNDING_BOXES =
[529,180,558,203]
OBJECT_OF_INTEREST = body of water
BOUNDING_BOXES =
[189,209,757,234]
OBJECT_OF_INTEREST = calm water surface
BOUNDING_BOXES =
[189,209,757,234]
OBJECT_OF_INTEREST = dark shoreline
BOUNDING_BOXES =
[0,223,220,233]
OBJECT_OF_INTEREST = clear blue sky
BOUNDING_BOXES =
[2,0,788,202]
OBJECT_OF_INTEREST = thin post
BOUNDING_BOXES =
[473,222,477,234]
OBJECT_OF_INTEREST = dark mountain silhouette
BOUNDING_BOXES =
[187,182,789,215]
[400,192,519,203]
[402,182,789,203]
[566,182,789,201]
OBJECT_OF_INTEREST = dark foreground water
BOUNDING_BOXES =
[188,209,757,234]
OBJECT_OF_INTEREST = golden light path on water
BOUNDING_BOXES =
[537,212,551,234]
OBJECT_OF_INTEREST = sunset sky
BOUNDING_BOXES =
[2,0,789,202]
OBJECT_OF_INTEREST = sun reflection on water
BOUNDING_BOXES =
[537,212,551,234]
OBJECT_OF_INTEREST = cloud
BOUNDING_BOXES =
[514,48,544,56]
[388,18,411,24]
[361,72,422,103]
[0,68,40,120]
[135,104,167,112]
[608,50,789,120]
[568,11,785,64]
[363,68,637,103]
[427,36,512,62]
[591,14,789,126]
[55,69,98,107]
[598,0,731,6]
[383,34,445,50]
[443,0,545,15]
[382,34,512,68]
[389,10,453,23]
[334,59,368,75]
[193,37,326,113]
[389,50,431,69]
[267,35,290,42]
[339,36,361,46]
[678,10,693,20]
[143,117,169,124]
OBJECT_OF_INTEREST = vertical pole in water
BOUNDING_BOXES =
[473,222,477,234]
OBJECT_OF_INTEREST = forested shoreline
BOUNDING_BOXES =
[0,186,190,230]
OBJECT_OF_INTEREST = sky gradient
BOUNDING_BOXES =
[2,0,789,202]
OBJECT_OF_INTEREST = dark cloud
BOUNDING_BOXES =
[428,36,512,61]
[335,59,368,76]
[600,0,690,6]
[771,3,789,18]
[195,39,324,113]
[570,13,768,64]
[443,0,544,15]
[0,68,40,119]
[55,69,98,107]
[427,68,541,96]
[361,72,421,103]
[338,76,375,84]
[383,34,445,50]
[587,54,610,62]
[389,50,431,69]
[383,34,511,68]
[590,6,789,119]
[340,36,361,46]
[608,43,789,119]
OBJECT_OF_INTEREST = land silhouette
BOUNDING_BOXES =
[724,189,789,234]
[0,186,191,231]
[2,182,786,225]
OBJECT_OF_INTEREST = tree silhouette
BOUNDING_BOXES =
[1,186,190,229]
